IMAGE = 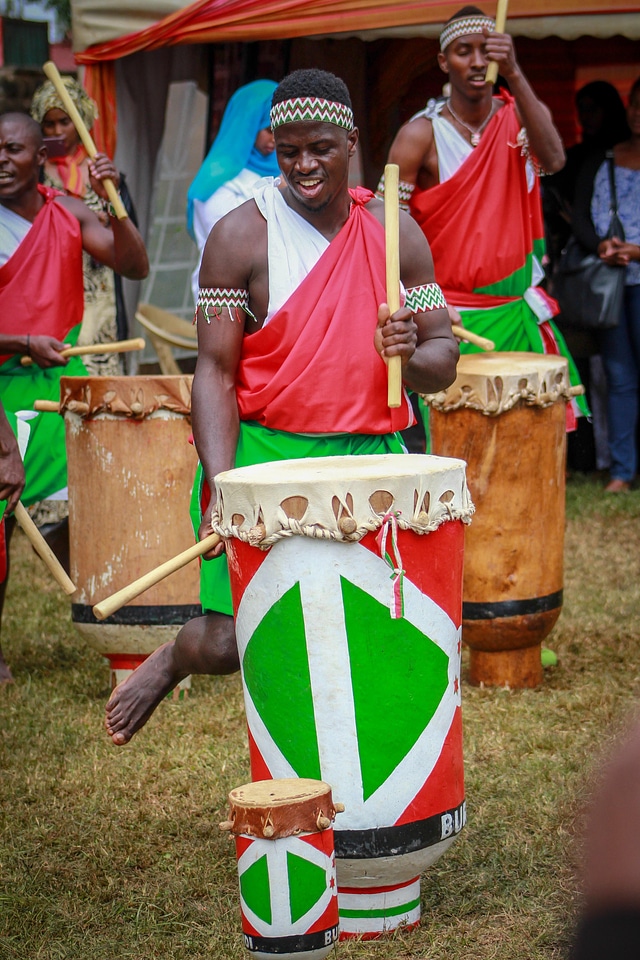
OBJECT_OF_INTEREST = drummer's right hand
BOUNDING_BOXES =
[447,304,462,327]
[199,509,226,560]
[27,335,69,368]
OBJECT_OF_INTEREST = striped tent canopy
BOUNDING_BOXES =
[72,0,640,60]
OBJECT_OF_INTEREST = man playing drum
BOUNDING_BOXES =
[379,6,586,419]
[105,68,459,745]
[0,112,148,683]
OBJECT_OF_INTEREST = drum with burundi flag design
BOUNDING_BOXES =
[214,454,474,939]
[221,778,342,959]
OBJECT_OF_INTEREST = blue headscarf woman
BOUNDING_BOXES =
[186,79,279,242]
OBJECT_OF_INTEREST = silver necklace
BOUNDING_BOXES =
[446,98,494,147]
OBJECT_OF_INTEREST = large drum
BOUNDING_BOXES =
[213,454,474,939]
[60,375,200,689]
[222,778,341,960]
[425,352,578,689]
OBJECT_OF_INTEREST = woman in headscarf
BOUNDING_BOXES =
[31,76,136,376]
[187,79,279,304]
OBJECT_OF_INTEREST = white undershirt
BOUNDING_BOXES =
[253,178,330,325]
[0,202,32,267]
[191,168,266,305]
[410,98,535,191]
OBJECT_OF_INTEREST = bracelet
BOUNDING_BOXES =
[103,196,121,218]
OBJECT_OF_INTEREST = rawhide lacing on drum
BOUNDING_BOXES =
[212,454,474,550]
[220,778,344,839]
[59,375,193,420]
[423,352,579,417]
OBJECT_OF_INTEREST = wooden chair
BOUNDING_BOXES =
[135,303,198,375]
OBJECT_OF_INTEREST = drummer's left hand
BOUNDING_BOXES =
[483,29,519,80]
[88,153,121,201]
[198,504,226,560]
[375,303,418,367]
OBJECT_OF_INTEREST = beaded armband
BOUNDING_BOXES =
[375,173,416,211]
[510,128,546,176]
[196,287,257,324]
[405,283,447,314]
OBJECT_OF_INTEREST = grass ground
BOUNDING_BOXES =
[2,473,640,959]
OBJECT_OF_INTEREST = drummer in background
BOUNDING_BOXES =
[379,5,587,426]
[0,111,148,684]
[186,79,280,306]
[105,67,459,746]
[30,76,138,375]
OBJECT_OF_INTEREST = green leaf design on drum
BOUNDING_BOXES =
[243,582,322,780]
[287,851,331,923]
[240,853,272,925]
[341,576,449,800]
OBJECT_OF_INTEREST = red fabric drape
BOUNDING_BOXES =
[83,61,117,159]
[235,187,413,435]
[75,0,639,64]
[0,186,84,365]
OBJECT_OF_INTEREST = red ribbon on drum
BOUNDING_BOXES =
[375,511,405,619]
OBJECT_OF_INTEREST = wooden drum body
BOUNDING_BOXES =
[426,352,574,689]
[61,376,200,688]
[214,454,473,939]
[222,779,341,960]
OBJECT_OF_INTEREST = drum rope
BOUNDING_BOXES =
[375,511,405,619]
[423,378,582,416]
[212,498,474,550]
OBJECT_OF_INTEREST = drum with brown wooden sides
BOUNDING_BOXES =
[60,375,200,690]
[425,352,578,689]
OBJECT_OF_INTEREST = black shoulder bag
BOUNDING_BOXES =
[553,152,626,331]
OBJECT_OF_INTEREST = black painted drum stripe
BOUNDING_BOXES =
[72,603,202,626]
[463,590,563,621]
[243,927,339,954]
[335,802,466,859]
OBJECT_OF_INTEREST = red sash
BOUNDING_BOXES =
[0,185,84,365]
[236,187,413,435]
[410,93,545,304]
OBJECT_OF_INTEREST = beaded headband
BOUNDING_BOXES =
[270,97,354,131]
[440,15,495,51]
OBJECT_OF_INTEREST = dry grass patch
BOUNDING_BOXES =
[2,476,640,958]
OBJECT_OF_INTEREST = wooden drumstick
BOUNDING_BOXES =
[93,532,221,621]
[42,61,128,220]
[14,502,76,595]
[384,163,403,409]
[485,0,509,85]
[21,338,145,367]
[451,325,495,351]
[33,400,60,412]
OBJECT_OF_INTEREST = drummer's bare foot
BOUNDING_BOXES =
[105,613,237,745]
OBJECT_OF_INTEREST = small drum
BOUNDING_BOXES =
[60,375,200,689]
[214,454,473,939]
[425,352,576,688]
[221,778,341,959]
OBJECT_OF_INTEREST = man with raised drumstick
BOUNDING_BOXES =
[0,111,148,683]
[379,5,586,421]
[105,68,459,745]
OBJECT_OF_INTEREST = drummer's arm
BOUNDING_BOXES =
[385,116,438,194]
[56,195,149,280]
[377,212,459,395]
[191,216,248,556]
